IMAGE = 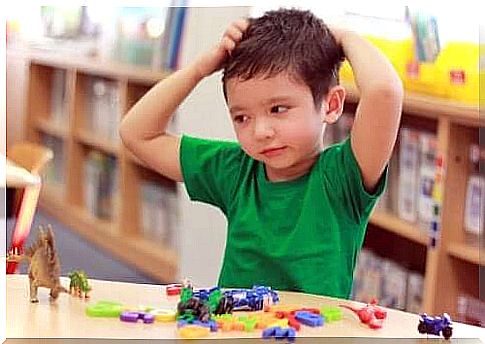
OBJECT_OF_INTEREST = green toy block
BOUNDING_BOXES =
[85,301,125,317]
[321,306,343,322]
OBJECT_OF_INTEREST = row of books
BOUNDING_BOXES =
[84,151,120,221]
[85,77,121,143]
[140,181,178,249]
[324,114,484,240]
[41,134,66,190]
[352,248,424,313]
[114,4,188,70]
[456,294,485,327]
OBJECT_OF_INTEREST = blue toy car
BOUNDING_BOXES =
[418,313,453,340]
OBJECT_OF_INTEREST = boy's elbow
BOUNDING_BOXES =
[119,118,136,148]
[369,79,404,104]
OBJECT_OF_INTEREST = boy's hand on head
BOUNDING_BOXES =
[194,19,249,78]
[327,25,348,47]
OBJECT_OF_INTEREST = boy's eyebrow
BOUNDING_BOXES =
[229,96,294,113]
[263,95,294,105]
[229,105,246,114]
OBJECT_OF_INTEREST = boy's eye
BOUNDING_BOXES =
[270,105,288,114]
[234,115,248,123]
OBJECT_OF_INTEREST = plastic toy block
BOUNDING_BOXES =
[294,311,324,327]
[179,320,218,332]
[149,308,176,322]
[262,326,296,341]
[295,307,320,315]
[120,311,155,324]
[262,326,278,339]
[267,304,300,313]
[178,325,210,338]
[166,284,182,296]
[321,306,343,322]
[268,319,289,328]
[85,301,125,317]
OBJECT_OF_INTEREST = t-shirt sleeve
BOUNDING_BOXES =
[179,135,243,214]
[320,136,388,224]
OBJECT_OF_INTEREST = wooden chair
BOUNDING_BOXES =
[6,142,53,274]
[8,142,54,175]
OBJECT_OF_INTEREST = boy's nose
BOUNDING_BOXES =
[253,118,275,140]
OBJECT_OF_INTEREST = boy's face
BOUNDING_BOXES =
[225,72,327,181]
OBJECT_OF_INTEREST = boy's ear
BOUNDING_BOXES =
[322,85,346,124]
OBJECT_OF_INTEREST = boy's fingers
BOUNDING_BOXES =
[225,26,243,42]
[221,36,236,51]
[233,18,249,32]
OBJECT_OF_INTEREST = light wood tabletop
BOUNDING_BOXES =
[6,275,485,341]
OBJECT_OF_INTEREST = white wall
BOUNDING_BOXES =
[175,6,251,287]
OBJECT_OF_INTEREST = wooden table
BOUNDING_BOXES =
[6,275,485,342]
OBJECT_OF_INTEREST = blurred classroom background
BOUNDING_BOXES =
[4,2,484,327]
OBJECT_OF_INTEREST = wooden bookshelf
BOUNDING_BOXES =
[349,85,481,321]
[22,50,178,283]
[74,128,120,157]
[20,50,482,322]
[35,118,69,140]
[447,242,484,267]
[370,211,428,246]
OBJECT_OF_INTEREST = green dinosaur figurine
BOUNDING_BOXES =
[68,269,92,298]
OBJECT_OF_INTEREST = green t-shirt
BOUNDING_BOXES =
[180,135,386,298]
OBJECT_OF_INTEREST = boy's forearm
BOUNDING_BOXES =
[120,62,204,141]
[340,31,402,95]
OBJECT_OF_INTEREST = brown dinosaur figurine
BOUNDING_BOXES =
[7,225,67,302]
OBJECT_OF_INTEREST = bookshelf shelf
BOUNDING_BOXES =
[447,242,484,267]
[370,211,428,246]
[345,84,481,127]
[35,119,68,140]
[74,128,120,157]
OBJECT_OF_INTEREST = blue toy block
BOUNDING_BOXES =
[262,326,278,339]
[295,311,324,327]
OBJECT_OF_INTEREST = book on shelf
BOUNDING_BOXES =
[50,69,68,125]
[140,180,178,247]
[406,271,424,314]
[111,4,188,71]
[464,144,485,245]
[456,294,485,327]
[41,134,65,189]
[417,132,439,229]
[84,151,119,220]
[397,127,420,223]
[165,4,188,70]
[86,77,121,144]
[352,248,424,313]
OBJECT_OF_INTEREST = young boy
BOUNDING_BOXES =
[120,8,403,299]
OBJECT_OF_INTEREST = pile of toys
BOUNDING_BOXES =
[82,278,452,341]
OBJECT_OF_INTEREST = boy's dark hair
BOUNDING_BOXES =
[222,8,344,109]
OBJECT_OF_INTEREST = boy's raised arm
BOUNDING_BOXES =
[332,29,404,192]
[119,19,249,182]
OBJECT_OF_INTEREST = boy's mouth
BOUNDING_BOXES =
[260,146,287,157]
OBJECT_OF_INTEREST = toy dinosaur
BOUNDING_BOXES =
[7,225,67,302]
[68,269,92,298]
[339,298,387,329]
